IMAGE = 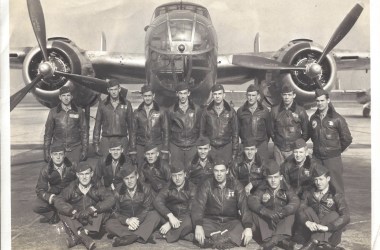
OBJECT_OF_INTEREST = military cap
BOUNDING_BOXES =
[293,138,307,150]
[108,79,120,88]
[176,82,189,92]
[109,137,123,149]
[315,89,329,98]
[76,162,92,173]
[50,143,65,153]
[243,138,258,148]
[144,142,159,152]
[196,136,210,147]
[59,86,72,95]
[264,159,280,176]
[246,83,260,93]
[281,83,294,93]
[211,84,224,93]
[118,162,137,178]
[213,158,227,168]
[170,160,185,174]
[311,162,329,178]
[141,84,153,94]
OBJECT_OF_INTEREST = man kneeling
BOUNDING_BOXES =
[153,160,197,242]
[191,159,253,249]
[54,162,115,250]
[105,164,161,247]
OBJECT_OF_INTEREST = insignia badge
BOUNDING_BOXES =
[292,113,299,119]
[328,121,334,126]
[326,198,334,207]
[152,113,160,118]
[253,168,261,173]
[69,114,79,118]
[262,193,271,203]
[227,190,235,198]
[224,114,229,118]
[312,120,317,129]
[189,113,194,117]
[304,170,310,177]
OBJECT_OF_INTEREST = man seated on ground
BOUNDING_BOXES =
[232,138,264,195]
[95,138,131,194]
[296,163,349,250]
[191,159,253,249]
[281,138,316,198]
[248,160,300,250]
[153,160,197,243]
[54,162,115,250]
[33,143,77,224]
[140,143,171,193]
[105,165,161,247]
[187,136,215,185]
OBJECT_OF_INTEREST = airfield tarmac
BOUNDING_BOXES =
[9,94,371,250]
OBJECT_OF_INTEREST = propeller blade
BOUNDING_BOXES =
[10,74,43,111]
[55,71,128,97]
[27,0,49,61]
[317,3,363,64]
[313,77,323,90]
[232,54,306,71]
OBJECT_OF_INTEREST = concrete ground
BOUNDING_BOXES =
[9,95,371,249]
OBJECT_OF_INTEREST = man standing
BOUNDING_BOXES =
[93,79,134,157]
[33,143,76,224]
[187,136,215,185]
[237,83,272,160]
[54,162,115,250]
[200,84,239,164]
[308,89,352,194]
[153,161,197,243]
[44,86,88,164]
[281,138,316,197]
[232,138,264,195]
[131,84,169,168]
[105,165,161,247]
[168,82,201,167]
[140,144,171,193]
[296,163,350,250]
[248,160,300,250]
[271,83,309,165]
[192,159,253,248]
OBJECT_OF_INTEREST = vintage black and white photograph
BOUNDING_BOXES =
[6,0,371,249]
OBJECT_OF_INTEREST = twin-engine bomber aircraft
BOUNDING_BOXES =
[10,0,370,119]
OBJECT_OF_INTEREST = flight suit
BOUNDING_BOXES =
[187,154,214,185]
[140,157,171,193]
[232,154,265,193]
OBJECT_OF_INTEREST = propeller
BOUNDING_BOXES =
[232,3,364,89]
[27,0,48,62]
[10,74,43,111]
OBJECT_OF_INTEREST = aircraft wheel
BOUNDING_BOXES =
[363,107,370,118]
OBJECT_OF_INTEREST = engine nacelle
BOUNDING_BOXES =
[265,39,337,107]
[22,38,99,108]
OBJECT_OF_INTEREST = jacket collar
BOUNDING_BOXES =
[48,157,72,174]
[137,100,160,111]
[173,99,195,112]
[191,154,214,165]
[212,176,235,189]
[241,101,264,112]
[104,94,127,106]
[207,100,231,112]
[56,102,78,113]
[315,103,336,118]
[288,155,312,169]
[168,178,190,190]
[105,153,126,166]
[312,183,337,196]
[143,156,161,169]
[279,100,297,112]
[119,180,144,195]
[242,153,262,166]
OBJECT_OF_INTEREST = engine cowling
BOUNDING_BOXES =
[22,38,99,108]
[265,39,337,107]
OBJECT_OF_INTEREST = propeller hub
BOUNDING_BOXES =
[38,61,54,77]
[306,63,322,79]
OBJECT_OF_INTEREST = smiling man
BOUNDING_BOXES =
[93,79,134,157]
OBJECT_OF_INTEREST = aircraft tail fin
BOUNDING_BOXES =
[100,32,106,51]
[254,32,260,53]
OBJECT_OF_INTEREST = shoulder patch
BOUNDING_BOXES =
[312,120,317,129]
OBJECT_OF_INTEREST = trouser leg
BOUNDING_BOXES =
[223,220,244,246]
[59,214,84,236]
[273,145,292,166]
[66,144,82,165]
[133,210,161,242]
[32,197,56,219]
[211,142,233,165]
[273,214,294,237]
[136,144,145,169]
[319,156,344,193]
[165,214,193,243]
[170,143,196,171]
[257,140,269,160]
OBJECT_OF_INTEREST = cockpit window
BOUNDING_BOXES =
[154,3,210,19]
[169,20,193,42]
[149,22,170,51]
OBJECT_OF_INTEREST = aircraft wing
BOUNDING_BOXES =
[332,49,370,71]
[10,47,33,69]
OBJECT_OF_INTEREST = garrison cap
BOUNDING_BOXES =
[246,83,260,93]
[264,159,280,176]
[118,162,137,178]
[59,86,72,95]
[311,162,329,178]
[211,84,224,93]
[243,138,258,148]
[50,143,65,153]
[281,83,294,93]
[76,162,92,173]
[141,84,153,94]
[108,79,120,88]
[176,82,189,92]
[196,136,210,147]
[315,89,329,98]
[109,137,123,149]
[293,138,307,150]
[144,142,159,152]
[170,160,185,174]
[213,158,227,168]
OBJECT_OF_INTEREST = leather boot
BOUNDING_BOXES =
[78,229,95,250]
[277,237,296,250]
[112,234,138,247]
[61,220,80,248]
[301,239,319,250]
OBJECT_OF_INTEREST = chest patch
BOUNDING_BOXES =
[262,193,271,203]
[292,113,299,119]
[326,198,334,207]
[226,190,235,199]
[312,120,317,129]
[69,114,79,119]
[304,169,310,177]
[152,113,160,118]
[328,121,334,126]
